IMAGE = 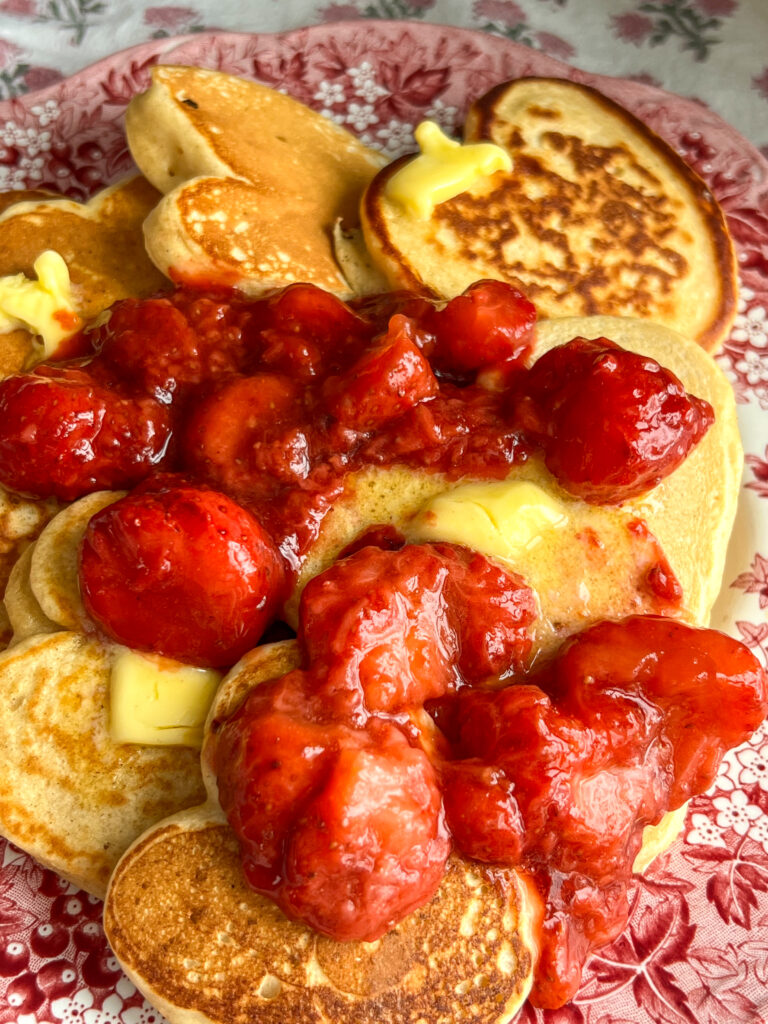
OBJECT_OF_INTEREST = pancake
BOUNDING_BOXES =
[0,176,167,647]
[104,636,689,1024]
[0,488,60,647]
[0,175,166,370]
[285,315,741,639]
[0,630,206,897]
[4,493,125,647]
[0,189,56,214]
[102,311,740,1023]
[361,78,737,351]
[28,490,123,632]
[126,66,386,296]
[4,542,58,644]
[104,639,538,1024]
[0,311,737,961]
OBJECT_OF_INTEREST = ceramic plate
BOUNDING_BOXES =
[0,20,767,1024]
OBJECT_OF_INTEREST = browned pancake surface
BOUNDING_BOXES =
[128,66,386,296]
[362,78,737,351]
[0,176,166,317]
[0,631,206,896]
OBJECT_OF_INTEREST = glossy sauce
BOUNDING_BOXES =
[212,543,768,1008]
[0,278,736,1007]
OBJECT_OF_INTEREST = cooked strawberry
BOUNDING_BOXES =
[79,484,285,666]
[430,279,536,376]
[0,368,172,501]
[511,337,714,503]
[322,314,438,433]
[214,673,448,943]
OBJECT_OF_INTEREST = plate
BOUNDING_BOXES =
[1,20,767,1024]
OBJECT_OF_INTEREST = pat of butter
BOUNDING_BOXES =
[406,480,567,561]
[0,250,81,356]
[110,648,222,748]
[385,120,512,220]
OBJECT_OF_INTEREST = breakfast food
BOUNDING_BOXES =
[103,600,766,1020]
[0,176,169,639]
[0,62,759,1023]
[361,77,737,351]
[105,638,539,1024]
[126,65,386,295]
[0,175,166,369]
[0,631,207,898]
[0,280,742,906]
[287,313,740,635]
[0,491,212,897]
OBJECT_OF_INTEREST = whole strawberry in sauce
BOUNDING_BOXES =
[429,279,536,376]
[79,484,286,666]
[512,336,714,503]
[0,367,172,500]
[213,542,536,941]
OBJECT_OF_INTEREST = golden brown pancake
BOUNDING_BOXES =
[0,313,732,913]
[103,313,740,1023]
[105,639,537,1024]
[4,542,58,644]
[0,489,60,647]
[28,490,123,632]
[0,175,166,370]
[0,630,206,897]
[126,65,386,296]
[0,189,56,214]
[0,177,166,647]
[361,78,737,351]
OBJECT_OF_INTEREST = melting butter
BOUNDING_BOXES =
[110,648,222,748]
[385,120,512,220]
[405,479,567,561]
[0,250,81,356]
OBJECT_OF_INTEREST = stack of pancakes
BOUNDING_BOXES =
[0,65,746,1024]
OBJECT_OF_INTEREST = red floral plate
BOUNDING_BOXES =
[1,20,767,1024]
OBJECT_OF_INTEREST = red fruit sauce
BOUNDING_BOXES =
[212,543,768,1007]
[0,276,747,1007]
[80,485,286,667]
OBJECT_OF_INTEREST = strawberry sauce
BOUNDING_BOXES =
[0,278,746,1007]
[212,543,768,1007]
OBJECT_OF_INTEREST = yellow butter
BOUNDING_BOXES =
[0,250,81,356]
[405,480,567,561]
[110,648,222,749]
[385,121,512,220]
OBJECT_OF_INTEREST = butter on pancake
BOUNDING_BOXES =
[105,639,537,1024]
[285,315,741,643]
[362,78,737,351]
[126,65,386,296]
[0,631,206,897]
[98,312,737,1022]
[0,177,164,647]
[0,493,217,893]
[105,596,692,1024]
[0,175,166,370]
